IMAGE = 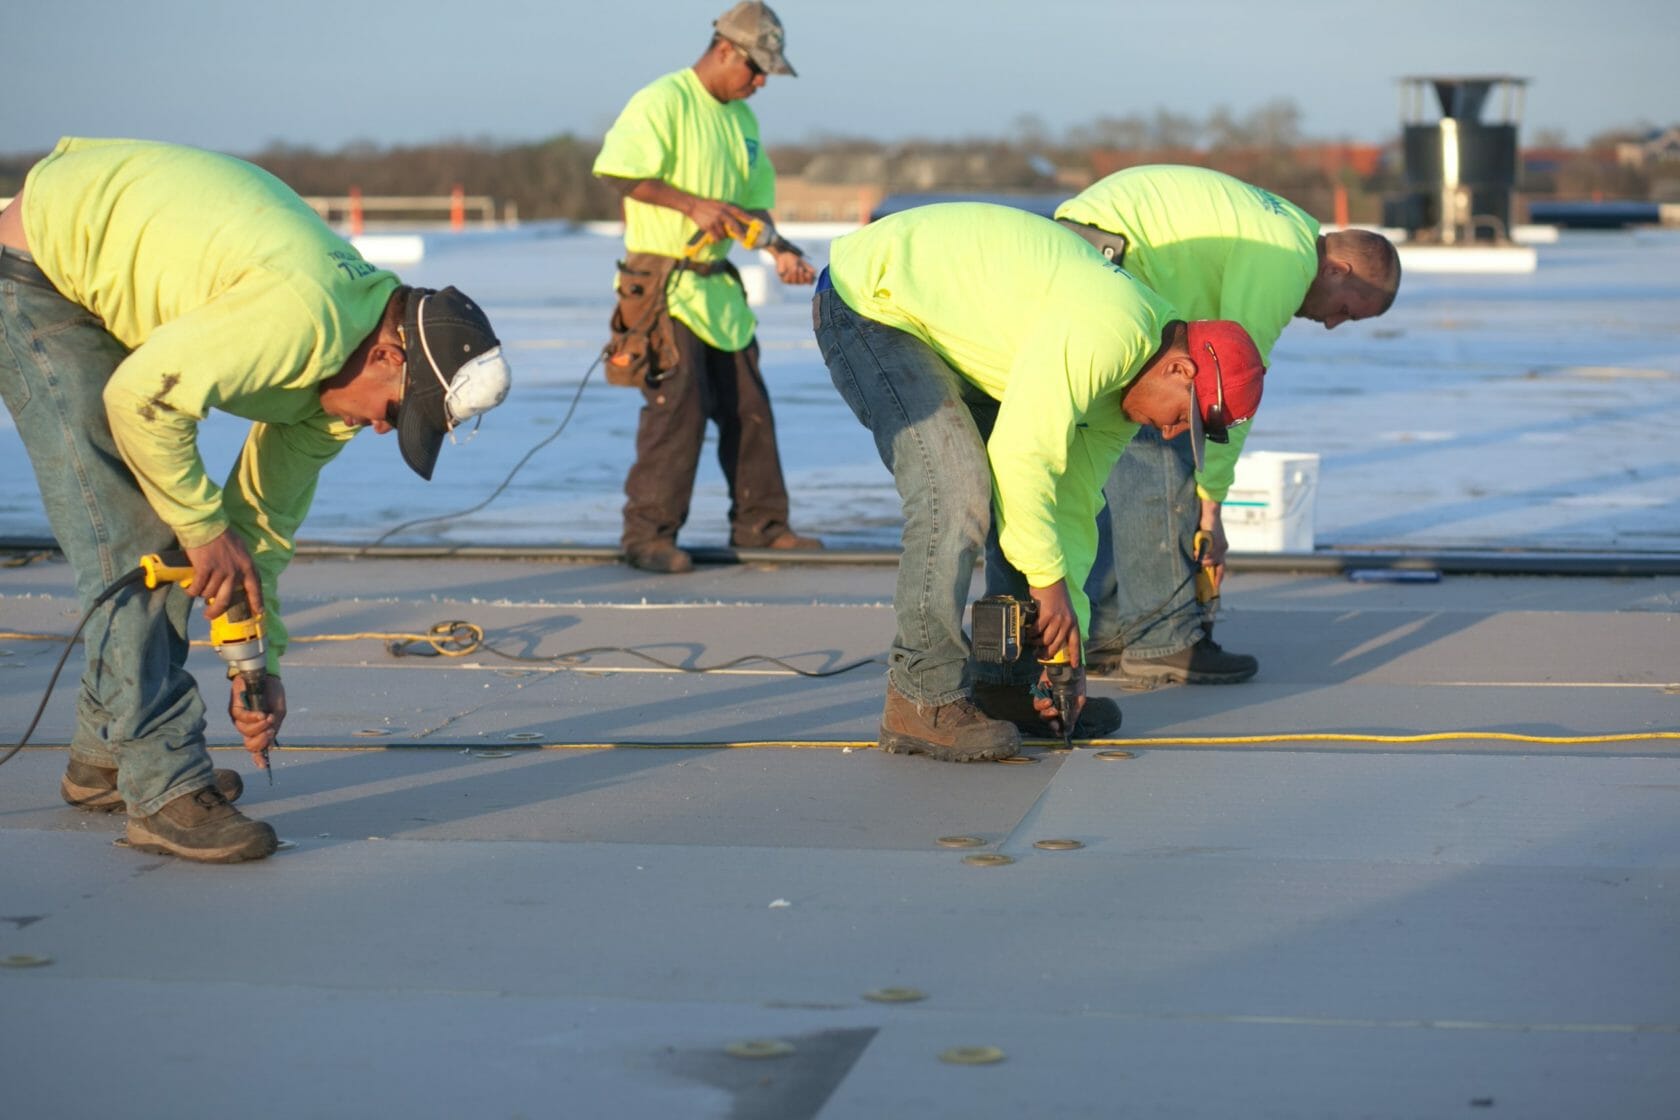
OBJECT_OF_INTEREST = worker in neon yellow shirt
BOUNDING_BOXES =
[816,203,1266,762]
[1054,166,1400,683]
[592,1,820,575]
[0,138,511,863]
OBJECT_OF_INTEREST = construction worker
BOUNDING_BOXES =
[1052,165,1401,683]
[0,137,511,862]
[813,202,1266,762]
[593,0,821,575]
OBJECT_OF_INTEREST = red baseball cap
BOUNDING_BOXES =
[1184,320,1265,471]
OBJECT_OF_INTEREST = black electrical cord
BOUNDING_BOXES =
[360,356,598,552]
[0,563,149,769]
[382,620,880,678]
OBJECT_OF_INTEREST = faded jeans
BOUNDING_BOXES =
[0,252,213,815]
[1084,426,1205,658]
[813,287,993,705]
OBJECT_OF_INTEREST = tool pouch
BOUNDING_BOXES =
[603,253,682,389]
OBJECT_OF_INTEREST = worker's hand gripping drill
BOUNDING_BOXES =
[140,543,284,781]
[1027,581,1085,749]
[683,206,814,285]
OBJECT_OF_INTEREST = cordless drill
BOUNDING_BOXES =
[971,594,1080,749]
[683,217,804,260]
[1193,529,1221,636]
[139,551,273,779]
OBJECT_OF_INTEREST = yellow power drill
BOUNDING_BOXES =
[683,217,804,260]
[139,551,273,780]
[971,595,1081,749]
[1193,529,1221,635]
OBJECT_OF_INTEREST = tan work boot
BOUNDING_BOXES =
[61,757,245,813]
[878,682,1019,762]
[126,786,278,863]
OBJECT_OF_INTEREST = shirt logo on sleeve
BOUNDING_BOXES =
[329,250,376,279]
[745,137,760,168]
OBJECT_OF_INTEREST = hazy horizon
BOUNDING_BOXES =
[4,0,1675,159]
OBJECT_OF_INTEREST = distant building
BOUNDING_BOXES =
[1616,126,1680,169]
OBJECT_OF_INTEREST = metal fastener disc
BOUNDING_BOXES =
[726,1039,795,1059]
[352,728,389,738]
[994,755,1038,764]
[275,839,298,851]
[936,835,984,849]
[505,732,543,741]
[1033,838,1084,851]
[1093,750,1135,761]
[939,1046,1005,1065]
[863,987,927,1003]
[1,954,51,968]
[962,853,1014,867]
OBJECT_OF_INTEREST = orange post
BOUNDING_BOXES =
[450,185,465,232]
[348,187,363,237]
[1333,184,1350,228]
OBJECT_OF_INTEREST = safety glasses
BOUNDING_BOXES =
[1199,341,1231,443]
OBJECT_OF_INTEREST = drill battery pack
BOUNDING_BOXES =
[970,595,1036,665]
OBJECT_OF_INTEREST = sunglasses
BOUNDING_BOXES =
[733,42,765,77]
[1199,341,1230,443]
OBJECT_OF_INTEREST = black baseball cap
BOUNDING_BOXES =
[397,287,512,480]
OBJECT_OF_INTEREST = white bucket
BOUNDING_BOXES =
[1224,451,1320,553]
[738,263,779,307]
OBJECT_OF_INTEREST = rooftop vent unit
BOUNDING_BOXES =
[1385,75,1527,244]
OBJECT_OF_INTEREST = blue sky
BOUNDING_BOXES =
[3,0,1675,156]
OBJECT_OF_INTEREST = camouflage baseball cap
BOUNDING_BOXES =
[714,1,796,77]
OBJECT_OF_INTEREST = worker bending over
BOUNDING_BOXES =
[0,138,511,862]
[813,203,1265,762]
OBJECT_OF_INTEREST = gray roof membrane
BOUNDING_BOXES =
[2,555,1677,1118]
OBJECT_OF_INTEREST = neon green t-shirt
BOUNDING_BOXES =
[1057,165,1320,500]
[23,137,400,669]
[592,68,775,352]
[828,202,1177,633]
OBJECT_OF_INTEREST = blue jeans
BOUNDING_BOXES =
[0,254,213,815]
[1083,426,1204,658]
[813,288,993,705]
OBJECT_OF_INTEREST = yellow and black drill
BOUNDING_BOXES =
[1193,529,1221,635]
[683,217,804,261]
[140,551,274,780]
[971,594,1081,749]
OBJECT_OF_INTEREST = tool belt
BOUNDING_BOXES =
[602,251,739,389]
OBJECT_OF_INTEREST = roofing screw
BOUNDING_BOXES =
[1093,750,1135,761]
[939,1046,1005,1065]
[962,853,1014,868]
[726,1039,795,1059]
[863,987,927,1003]
[936,835,984,849]
[1033,839,1084,851]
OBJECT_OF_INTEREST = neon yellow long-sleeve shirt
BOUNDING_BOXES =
[827,202,1177,631]
[1056,165,1319,500]
[23,137,399,669]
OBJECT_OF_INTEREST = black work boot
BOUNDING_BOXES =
[1115,637,1258,684]
[972,682,1123,740]
[61,757,245,813]
[126,786,278,863]
[624,541,694,574]
[878,683,1020,762]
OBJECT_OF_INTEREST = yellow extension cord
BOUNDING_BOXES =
[3,623,1676,750]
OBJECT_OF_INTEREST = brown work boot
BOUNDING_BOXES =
[878,683,1019,762]
[126,785,278,863]
[731,529,824,550]
[61,757,245,813]
[972,682,1123,740]
[625,541,694,574]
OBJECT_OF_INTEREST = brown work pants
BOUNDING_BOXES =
[620,318,793,550]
